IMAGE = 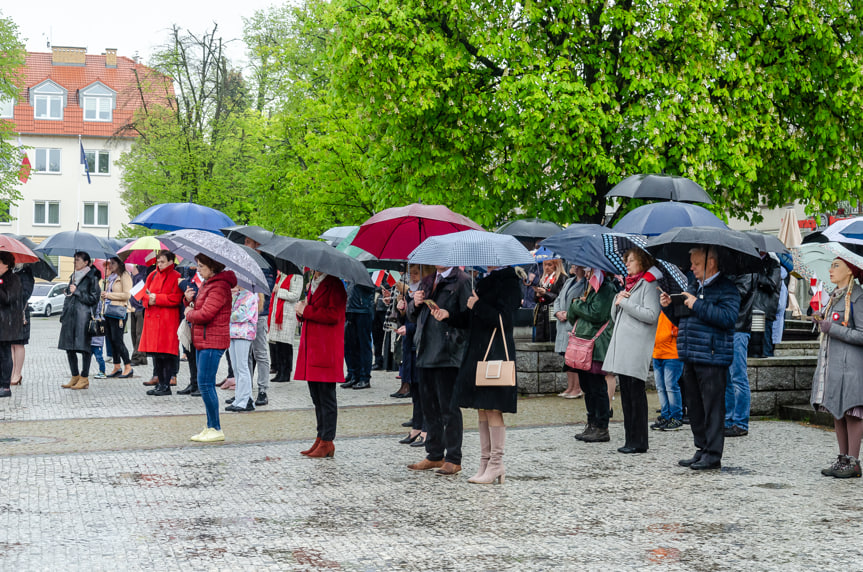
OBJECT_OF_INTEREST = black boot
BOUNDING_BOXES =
[271,343,285,382]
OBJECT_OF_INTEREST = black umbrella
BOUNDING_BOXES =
[1,233,58,281]
[221,225,277,247]
[646,226,762,275]
[240,245,276,271]
[361,259,407,272]
[744,231,789,254]
[606,174,713,204]
[35,230,117,260]
[259,236,373,286]
[496,218,564,240]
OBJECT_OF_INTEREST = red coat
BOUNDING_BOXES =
[138,264,183,355]
[295,275,347,383]
[186,270,236,350]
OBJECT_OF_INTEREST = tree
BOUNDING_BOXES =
[0,12,26,211]
[328,0,863,226]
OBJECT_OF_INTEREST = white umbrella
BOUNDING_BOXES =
[821,216,863,245]
[408,230,535,267]
[777,208,804,317]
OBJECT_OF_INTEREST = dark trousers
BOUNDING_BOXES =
[130,310,147,364]
[66,350,92,378]
[419,367,463,464]
[580,370,610,429]
[105,316,130,366]
[403,345,424,431]
[0,342,12,388]
[619,374,649,450]
[344,312,373,382]
[372,309,386,365]
[307,381,338,440]
[152,354,175,390]
[763,321,775,357]
[272,341,293,380]
[184,341,198,388]
[682,362,727,464]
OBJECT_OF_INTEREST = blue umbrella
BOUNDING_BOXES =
[539,224,618,272]
[532,246,558,262]
[612,202,727,237]
[837,219,863,242]
[131,203,235,234]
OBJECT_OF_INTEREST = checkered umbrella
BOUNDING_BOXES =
[794,242,863,284]
[407,230,535,267]
[602,233,688,291]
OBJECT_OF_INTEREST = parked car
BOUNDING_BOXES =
[28,282,67,317]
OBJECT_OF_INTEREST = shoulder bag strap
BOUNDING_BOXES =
[498,314,510,361]
[591,320,610,342]
[483,325,498,361]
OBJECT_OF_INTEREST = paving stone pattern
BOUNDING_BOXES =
[1,318,862,570]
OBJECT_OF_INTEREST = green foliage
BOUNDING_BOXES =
[0,12,26,205]
[329,0,863,225]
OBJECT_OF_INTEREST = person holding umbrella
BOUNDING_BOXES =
[0,252,24,397]
[811,255,863,478]
[59,252,102,390]
[295,270,348,458]
[138,252,184,397]
[554,265,586,398]
[532,257,566,342]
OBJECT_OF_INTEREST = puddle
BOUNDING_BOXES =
[753,482,792,489]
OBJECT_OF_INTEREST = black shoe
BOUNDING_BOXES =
[352,380,371,390]
[177,385,196,395]
[225,397,235,405]
[191,389,201,397]
[341,379,357,389]
[678,453,703,467]
[409,435,426,447]
[574,425,594,441]
[0,388,11,398]
[690,459,721,471]
[148,387,172,396]
[255,391,268,406]
[226,398,255,412]
[617,446,648,454]
[399,432,421,444]
[725,425,749,437]
[581,428,610,442]
[401,419,414,428]
[371,363,383,371]
[390,391,410,398]
[682,416,690,425]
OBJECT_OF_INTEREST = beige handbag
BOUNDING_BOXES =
[475,315,516,387]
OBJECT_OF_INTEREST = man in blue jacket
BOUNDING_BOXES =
[661,247,740,471]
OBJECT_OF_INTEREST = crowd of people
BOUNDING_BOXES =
[0,233,862,481]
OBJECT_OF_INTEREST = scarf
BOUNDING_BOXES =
[309,273,327,295]
[270,273,293,328]
[539,272,558,290]
[625,270,647,292]
[72,266,90,285]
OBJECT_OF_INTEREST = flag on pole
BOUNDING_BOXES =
[371,270,397,288]
[80,139,91,184]
[18,153,31,183]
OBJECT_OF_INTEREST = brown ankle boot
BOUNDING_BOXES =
[62,375,81,389]
[468,421,491,482]
[70,376,90,390]
[307,440,334,458]
[301,438,322,456]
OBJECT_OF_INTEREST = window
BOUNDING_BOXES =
[84,150,110,174]
[83,202,109,226]
[0,202,10,224]
[34,201,60,225]
[34,94,63,120]
[83,96,112,121]
[34,148,61,173]
[0,97,13,118]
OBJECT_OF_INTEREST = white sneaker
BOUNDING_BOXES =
[197,428,225,443]
[189,428,209,442]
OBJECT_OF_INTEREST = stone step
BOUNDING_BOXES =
[773,340,820,357]
[778,404,834,427]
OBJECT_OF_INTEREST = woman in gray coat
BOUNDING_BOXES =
[554,264,586,398]
[59,252,102,390]
[811,256,863,478]
[602,249,661,454]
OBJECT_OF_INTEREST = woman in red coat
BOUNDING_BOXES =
[295,271,347,458]
[138,251,183,396]
[184,254,236,443]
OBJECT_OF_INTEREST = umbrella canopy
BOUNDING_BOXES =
[260,236,373,287]
[131,203,235,234]
[795,242,863,284]
[539,224,618,272]
[117,236,179,265]
[0,235,39,264]
[93,258,137,276]
[408,230,536,268]
[1,233,58,281]
[532,246,559,262]
[495,218,563,240]
[613,202,727,237]
[777,208,804,317]
[646,226,763,275]
[838,220,863,242]
[820,216,863,245]
[159,229,269,292]
[601,233,688,291]
[605,174,713,204]
[319,225,360,247]
[239,245,272,270]
[744,231,790,254]
[351,203,484,260]
[35,230,117,260]
[221,225,277,247]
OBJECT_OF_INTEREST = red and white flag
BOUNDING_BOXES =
[371,270,396,287]
[810,278,823,313]
[18,153,31,183]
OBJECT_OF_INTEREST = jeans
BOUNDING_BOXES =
[345,312,373,383]
[308,381,337,440]
[762,321,775,357]
[230,339,254,408]
[653,358,684,421]
[419,367,463,464]
[197,348,225,430]
[248,316,269,392]
[90,344,106,373]
[725,332,751,430]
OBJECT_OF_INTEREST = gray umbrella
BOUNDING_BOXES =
[35,230,117,260]
[744,231,790,254]
[495,218,563,240]
[408,230,535,267]
[606,174,713,204]
[159,229,269,292]
[220,225,277,247]
[260,236,373,286]
[1,233,58,281]
[646,226,762,275]
[319,225,360,247]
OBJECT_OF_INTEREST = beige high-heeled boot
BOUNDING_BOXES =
[467,421,491,483]
[62,375,81,389]
[70,376,90,390]
[472,426,506,484]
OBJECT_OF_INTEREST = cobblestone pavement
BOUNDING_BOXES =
[1,319,863,570]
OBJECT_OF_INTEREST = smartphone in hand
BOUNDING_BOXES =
[423,299,440,311]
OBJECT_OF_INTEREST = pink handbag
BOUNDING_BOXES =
[475,315,517,387]
[564,320,609,371]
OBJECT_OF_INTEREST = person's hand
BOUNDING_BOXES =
[528,272,536,283]
[184,306,192,318]
[659,292,671,307]
[615,291,631,306]
[682,292,697,309]
[534,286,547,296]
[68,284,77,295]
[397,298,406,311]
[100,291,108,300]
[184,287,195,302]
[296,300,307,317]
[148,293,156,305]
[817,318,832,334]
[555,310,567,322]
[413,289,425,305]
[395,325,407,336]
[467,290,479,309]
[431,308,450,321]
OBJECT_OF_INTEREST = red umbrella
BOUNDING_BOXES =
[0,235,39,264]
[350,204,484,260]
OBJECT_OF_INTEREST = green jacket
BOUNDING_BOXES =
[567,280,616,363]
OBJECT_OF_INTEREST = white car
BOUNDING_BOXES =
[28,282,67,317]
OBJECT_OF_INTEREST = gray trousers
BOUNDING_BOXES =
[249,315,270,392]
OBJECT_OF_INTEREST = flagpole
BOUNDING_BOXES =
[77,135,82,227]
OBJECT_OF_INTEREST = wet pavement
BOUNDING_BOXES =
[1,318,862,570]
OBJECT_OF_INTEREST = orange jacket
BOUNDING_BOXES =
[653,312,679,360]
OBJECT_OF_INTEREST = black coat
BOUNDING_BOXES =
[13,266,35,343]
[0,269,24,343]
[58,266,101,352]
[407,268,472,368]
[449,267,522,413]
